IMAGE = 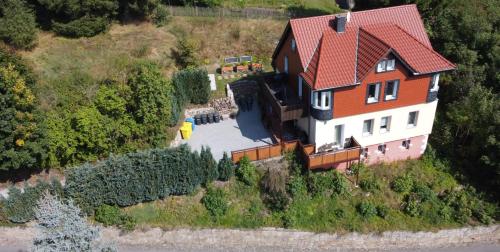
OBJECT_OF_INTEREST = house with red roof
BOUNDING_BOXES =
[261,3,455,170]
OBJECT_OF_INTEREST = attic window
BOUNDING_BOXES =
[291,39,296,52]
[377,59,396,72]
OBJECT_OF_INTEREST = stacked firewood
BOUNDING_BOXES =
[210,97,236,115]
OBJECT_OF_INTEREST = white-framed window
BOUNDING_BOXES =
[402,139,411,149]
[430,73,440,92]
[363,119,374,136]
[407,111,419,128]
[380,116,391,133]
[366,83,381,104]
[284,55,289,74]
[291,39,296,52]
[334,124,344,147]
[377,59,396,72]
[385,80,399,100]
[298,76,303,98]
[311,90,331,110]
[378,144,387,154]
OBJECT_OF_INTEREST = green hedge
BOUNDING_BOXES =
[65,144,205,213]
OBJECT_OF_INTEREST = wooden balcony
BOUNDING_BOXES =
[260,74,305,122]
[300,137,362,170]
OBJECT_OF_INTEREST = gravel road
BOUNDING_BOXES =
[0,225,498,252]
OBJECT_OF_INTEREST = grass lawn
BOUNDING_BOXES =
[124,154,497,232]
[222,0,341,13]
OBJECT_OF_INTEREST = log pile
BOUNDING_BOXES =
[210,97,236,115]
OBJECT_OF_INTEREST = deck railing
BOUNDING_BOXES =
[260,79,305,122]
[231,137,362,170]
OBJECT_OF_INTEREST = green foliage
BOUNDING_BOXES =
[402,194,422,217]
[152,4,171,27]
[331,171,350,196]
[202,186,228,219]
[307,171,333,197]
[287,175,308,199]
[376,205,389,219]
[173,36,199,69]
[172,67,211,105]
[359,177,381,193]
[52,17,110,38]
[65,144,204,214]
[412,182,436,202]
[0,51,47,171]
[357,201,377,218]
[262,168,289,211]
[236,156,258,187]
[0,0,37,49]
[94,204,137,231]
[128,61,172,146]
[217,152,234,181]
[201,146,218,185]
[391,174,414,194]
[2,179,64,223]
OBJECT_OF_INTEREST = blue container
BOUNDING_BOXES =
[185,118,195,130]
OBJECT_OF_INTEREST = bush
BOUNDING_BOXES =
[218,152,234,181]
[307,172,333,197]
[357,201,377,218]
[287,176,308,198]
[94,204,136,231]
[0,0,37,49]
[65,144,204,214]
[52,17,109,38]
[402,194,421,217]
[331,171,350,196]
[264,190,289,212]
[171,67,211,105]
[359,177,381,193]
[173,36,199,69]
[236,156,258,187]
[412,182,436,202]
[376,205,389,219]
[262,168,289,211]
[152,4,171,27]
[201,146,218,185]
[202,186,228,219]
[391,174,414,194]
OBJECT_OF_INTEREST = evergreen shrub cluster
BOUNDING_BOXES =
[65,144,214,213]
[94,204,136,231]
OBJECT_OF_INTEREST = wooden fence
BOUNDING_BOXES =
[167,6,288,19]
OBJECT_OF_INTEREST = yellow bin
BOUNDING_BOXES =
[180,122,193,140]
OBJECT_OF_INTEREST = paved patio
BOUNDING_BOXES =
[181,102,274,160]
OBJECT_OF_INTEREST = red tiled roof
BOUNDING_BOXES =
[290,4,431,70]
[282,4,455,90]
[361,24,455,75]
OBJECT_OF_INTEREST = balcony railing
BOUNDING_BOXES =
[261,74,305,122]
[300,137,362,170]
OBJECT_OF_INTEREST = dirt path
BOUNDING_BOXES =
[1,225,498,251]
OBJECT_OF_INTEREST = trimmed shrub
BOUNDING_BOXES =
[65,144,204,214]
[52,17,109,38]
[171,67,210,105]
[217,152,234,181]
[2,180,64,223]
[391,174,414,194]
[201,146,218,185]
[236,156,258,187]
[202,186,228,219]
[357,201,377,218]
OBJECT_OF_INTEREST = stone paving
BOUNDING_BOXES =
[180,101,273,160]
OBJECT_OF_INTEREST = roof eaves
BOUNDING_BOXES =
[353,27,360,85]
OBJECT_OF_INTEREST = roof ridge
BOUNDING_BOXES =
[391,24,456,69]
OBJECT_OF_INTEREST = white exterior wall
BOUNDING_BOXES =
[311,101,438,148]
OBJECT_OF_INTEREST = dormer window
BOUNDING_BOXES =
[377,59,396,72]
[430,73,440,91]
[291,39,296,52]
[312,90,331,110]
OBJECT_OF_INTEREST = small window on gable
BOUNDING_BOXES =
[377,59,396,72]
[366,83,381,104]
[385,80,399,101]
[291,39,296,52]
